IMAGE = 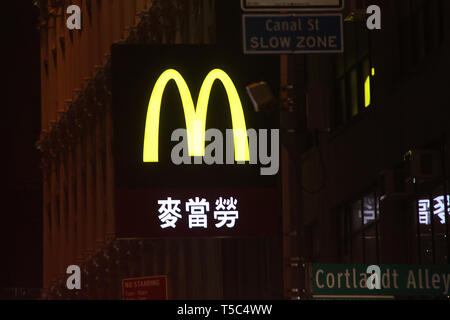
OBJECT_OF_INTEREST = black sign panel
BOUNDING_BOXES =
[116,188,278,238]
[111,45,280,238]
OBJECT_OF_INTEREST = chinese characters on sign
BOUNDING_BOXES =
[186,197,209,229]
[214,197,239,228]
[116,188,278,238]
[418,195,450,225]
[157,196,239,229]
[157,197,182,229]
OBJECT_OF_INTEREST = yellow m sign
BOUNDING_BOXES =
[143,69,250,162]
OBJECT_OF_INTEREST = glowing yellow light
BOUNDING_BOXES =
[143,69,250,162]
[364,75,371,108]
[365,68,375,108]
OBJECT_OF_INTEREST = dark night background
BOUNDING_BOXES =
[0,0,249,291]
[1,2,42,289]
[1,0,450,304]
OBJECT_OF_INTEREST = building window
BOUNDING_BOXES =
[334,20,373,128]
[414,188,450,264]
[339,191,380,264]
[397,0,445,76]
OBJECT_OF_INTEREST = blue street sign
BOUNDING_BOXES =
[242,14,344,54]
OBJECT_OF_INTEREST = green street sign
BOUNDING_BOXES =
[312,264,450,297]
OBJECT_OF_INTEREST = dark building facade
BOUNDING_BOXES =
[285,0,450,297]
[38,0,283,299]
[37,0,450,300]
[1,1,42,297]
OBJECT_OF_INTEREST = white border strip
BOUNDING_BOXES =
[241,0,344,12]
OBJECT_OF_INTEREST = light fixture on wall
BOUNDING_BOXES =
[246,81,277,113]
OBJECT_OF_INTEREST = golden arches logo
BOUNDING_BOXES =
[143,69,250,162]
